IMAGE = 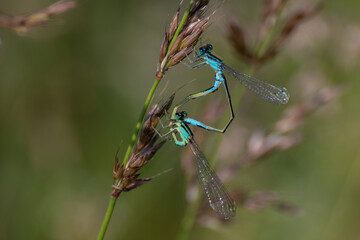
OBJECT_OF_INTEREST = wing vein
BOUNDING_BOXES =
[189,138,236,219]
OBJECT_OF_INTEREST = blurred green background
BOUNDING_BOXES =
[0,0,360,239]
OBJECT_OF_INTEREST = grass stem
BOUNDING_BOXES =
[97,1,196,239]
[97,197,118,240]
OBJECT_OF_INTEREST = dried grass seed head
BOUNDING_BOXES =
[168,8,180,40]
[259,4,321,64]
[112,94,175,195]
[228,1,321,65]
[227,21,254,62]
[0,0,76,34]
[157,0,210,74]
[159,32,169,64]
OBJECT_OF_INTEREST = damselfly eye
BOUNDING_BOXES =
[176,111,187,119]
[198,44,213,55]
[198,47,206,55]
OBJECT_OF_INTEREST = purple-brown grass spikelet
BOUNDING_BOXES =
[112,94,175,197]
[0,0,76,34]
[157,0,210,77]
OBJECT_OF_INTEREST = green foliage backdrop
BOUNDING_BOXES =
[0,0,359,239]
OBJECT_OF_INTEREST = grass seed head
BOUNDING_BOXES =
[0,0,76,34]
[157,0,210,75]
[112,94,175,196]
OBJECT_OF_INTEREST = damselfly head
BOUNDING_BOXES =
[198,44,213,55]
[175,111,187,120]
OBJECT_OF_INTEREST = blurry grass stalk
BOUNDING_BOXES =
[176,1,321,239]
[96,94,175,240]
[175,20,273,240]
[97,0,215,239]
[255,0,286,58]
[121,0,205,167]
[0,0,76,34]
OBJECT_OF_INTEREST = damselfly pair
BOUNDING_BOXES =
[156,44,290,219]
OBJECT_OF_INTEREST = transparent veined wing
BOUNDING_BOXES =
[221,64,290,105]
[189,138,236,219]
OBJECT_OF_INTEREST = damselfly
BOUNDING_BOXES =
[175,44,290,132]
[156,110,236,219]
